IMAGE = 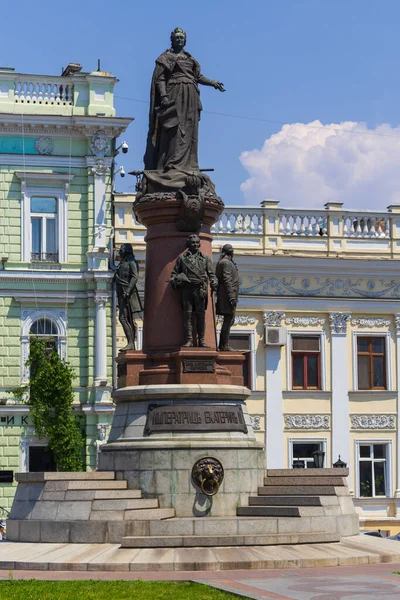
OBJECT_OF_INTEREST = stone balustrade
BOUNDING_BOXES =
[14,77,74,105]
[127,199,400,258]
[0,68,118,116]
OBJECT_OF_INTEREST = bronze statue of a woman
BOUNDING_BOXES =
[143,27,225,193]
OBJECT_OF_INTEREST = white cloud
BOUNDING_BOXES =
[240,121,400,210]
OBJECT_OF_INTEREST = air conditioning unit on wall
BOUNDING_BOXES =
[265,327,287,346]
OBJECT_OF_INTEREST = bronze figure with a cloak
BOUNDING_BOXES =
[143,27,225,194]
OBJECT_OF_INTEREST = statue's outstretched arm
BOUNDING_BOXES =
[198,74,225,92]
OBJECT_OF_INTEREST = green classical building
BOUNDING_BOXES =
[0,63,132,511]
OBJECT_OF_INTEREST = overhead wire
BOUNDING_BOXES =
[115,94,400,139]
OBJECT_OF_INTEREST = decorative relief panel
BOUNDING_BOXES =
[35,137,53,155]
[351,415,396,429]
[250,415,261,430]
[217,314,256,325]
[90,132,110,158]
[394,314,400,333]
[351,317,391,328]
[285,415,330,429]
[240,276,400,299]
[263,311,285,327]
[285,316,325,327]
[329,312,351,334]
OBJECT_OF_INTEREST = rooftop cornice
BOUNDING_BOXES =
[0,113,133,137]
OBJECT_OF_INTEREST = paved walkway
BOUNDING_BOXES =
[1,535,400,572]
[0,562,399,598]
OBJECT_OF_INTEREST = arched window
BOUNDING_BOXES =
[21,309,67,383]
[30,318,59,353]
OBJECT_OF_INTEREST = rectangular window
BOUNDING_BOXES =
[357,337,386,390]
[28,446,57,472]
[228,333,251,389]
[291,336,321,390]
[30,196,58,262]
[292,441,324,469]
[358,443,387,497]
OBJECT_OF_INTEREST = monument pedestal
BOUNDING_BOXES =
[99,384,264,517]
[116,349,246,387]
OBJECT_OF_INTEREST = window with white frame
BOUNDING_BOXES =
[20,436,56,472]
[358,443,389,497]
[291,336,321,390]
[21,308,67,383]
[357,336,386,390]
[30,196,58,262]
[353,332,391,391]
[289,439,327,468]
[287,331,326,391]
[17,173,72,264]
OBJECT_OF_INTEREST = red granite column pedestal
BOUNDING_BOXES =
[116,195,245,387]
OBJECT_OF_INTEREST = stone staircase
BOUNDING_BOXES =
[7,468,359,547]
[121,468,359,548]
[7,472,174,544]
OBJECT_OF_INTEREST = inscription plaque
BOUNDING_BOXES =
[145,404,247,434]
[182,358,215,373]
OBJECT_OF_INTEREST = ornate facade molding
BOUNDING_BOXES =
[351,415,396,429]
[90,131,110,158]
[94,294,110,307]
[217,314,256,326]
[351,317,391,328]
[285,316,325,327]
[285,415,330,429]
[263,311,285,327]
[240,276,400,299]
[329,312,351,334]
[35,137,53,155]
[250,415,261,430]
[394,314,400,334]
[91,159,110,177]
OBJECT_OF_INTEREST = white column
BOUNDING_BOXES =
[94,294,108,386]
[394,314,400,497]
[91,160,110,249]
[264,311,285,468]
[329,312,351,467]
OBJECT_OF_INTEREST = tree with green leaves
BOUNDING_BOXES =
[24,338,84,471]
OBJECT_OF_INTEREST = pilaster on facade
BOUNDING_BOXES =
[94,294,110,389]
[329,312,351,472]
[394,314,400,497]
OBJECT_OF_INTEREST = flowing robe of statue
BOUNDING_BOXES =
[143,50,216,193]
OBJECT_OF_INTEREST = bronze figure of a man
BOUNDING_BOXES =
[171,234,218,347]
[216,244,239,351]
[115,243,143,350]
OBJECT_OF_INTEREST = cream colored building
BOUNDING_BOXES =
[114,195,400,534]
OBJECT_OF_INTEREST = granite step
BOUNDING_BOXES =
[258,485,336,496]
[249,496,322,506]
[91,499,158,511]
[63,489,142,501]
[266,468,348,477]
[263,476,345,486]
[120,531,340,548]
[88,507,175,521]
[237,506,300,517]
[67,480,128,490]
[16,472,116,482]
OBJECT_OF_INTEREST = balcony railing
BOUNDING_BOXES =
[127,200,400,258]
[15,79,74,105]
[30,252,59,263]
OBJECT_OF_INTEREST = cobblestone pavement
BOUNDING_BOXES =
[0,563,400,599]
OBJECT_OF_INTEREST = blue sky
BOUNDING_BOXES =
[4,0,400,208]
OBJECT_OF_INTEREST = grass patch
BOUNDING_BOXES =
[0,580,241,600]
